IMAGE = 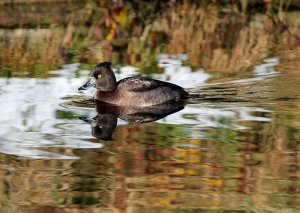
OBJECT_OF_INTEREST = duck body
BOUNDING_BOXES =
[95,77,189,106]
[78,62,189,107]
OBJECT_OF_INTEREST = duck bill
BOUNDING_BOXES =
[79,116,94,124]
[78,77,96,91]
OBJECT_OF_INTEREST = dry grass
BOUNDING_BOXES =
[0,28,65,72]
[0,1,300,73]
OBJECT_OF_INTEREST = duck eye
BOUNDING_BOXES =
[98,74,102,79]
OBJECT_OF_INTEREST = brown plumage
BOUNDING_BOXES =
[78,62,189,106]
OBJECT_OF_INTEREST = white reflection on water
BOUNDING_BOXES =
[226,57,279,85]
[0,55,278,159]
[0,141,79,159]
[0,64,101,159]
[157,105,271,129]
[156,54,210,88]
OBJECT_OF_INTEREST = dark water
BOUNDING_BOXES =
[0,55,299,212]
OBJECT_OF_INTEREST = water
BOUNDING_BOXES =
[0,54,299,212]
[1,1,300,212]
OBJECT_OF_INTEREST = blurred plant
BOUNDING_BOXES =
[0,0,300,74]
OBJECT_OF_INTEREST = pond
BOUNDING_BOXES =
[0,1,300,213]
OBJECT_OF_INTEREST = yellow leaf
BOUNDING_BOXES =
[174,168,185,175]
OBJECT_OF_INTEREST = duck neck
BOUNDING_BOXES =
[94,90,116,104]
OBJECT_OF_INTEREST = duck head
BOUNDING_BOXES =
[78,62,117,92]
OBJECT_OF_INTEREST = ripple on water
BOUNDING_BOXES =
[0,55,299,212]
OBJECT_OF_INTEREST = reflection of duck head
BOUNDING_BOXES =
[81,102,185,140]
[80,114,117,140]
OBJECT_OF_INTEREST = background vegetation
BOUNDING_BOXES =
[0,0,299,73]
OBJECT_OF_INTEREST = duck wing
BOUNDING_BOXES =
[118,77,163,92]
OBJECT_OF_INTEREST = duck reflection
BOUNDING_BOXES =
[81,101,185,140]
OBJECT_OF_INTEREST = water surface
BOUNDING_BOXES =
[0,55,299,212]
